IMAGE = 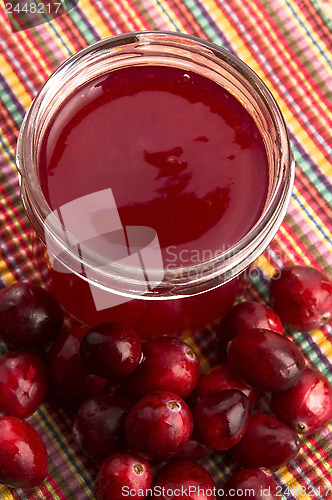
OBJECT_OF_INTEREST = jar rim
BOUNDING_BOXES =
[16,30,294,299]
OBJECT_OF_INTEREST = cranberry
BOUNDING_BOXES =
[125,391,193,461]
[80,322,142,379]
[216,301,283,357]
[270,265,332,330]
[0,351,47,418]
[196,362,260,408]
[122,336,200,400]
[73,392,133,462]
[231,413,301,471]
[223,468,279,499]
[0,416,48,488]
[227,329,305,391]
[174,436,214,461]
[47,326,107,405]
[0,282,64,347]
[153,460,216,500]
[193,389,249,450]
[94,452,153,500]
[271,366,332,435]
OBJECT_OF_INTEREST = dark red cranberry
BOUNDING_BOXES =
[270,265,332,330]
[80,322,142,379]
[122,336,200,400]
[47,326,107,405]
[94,452,153,500]
[153,460,216,499]
[193,389,249,450]
[223,468,279,499]
[231,413,301,471]
[227,329,305,391]
[0,351,47,418]
[216,301,283,357]
[0,282,64,347]
[174,436,214,461]
[125,391,193,461]
[73,392,133,462]
[271,366,332,435]
[196,362,260,408]
[0,416,48,488]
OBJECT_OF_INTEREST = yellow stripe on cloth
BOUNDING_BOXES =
[0,485,15,500]
[33,411,95,498]
[78,0,118,39]
[278,225,315,265]
[192,0,331,178]
[0,53,32,111]
[0,258,16,286]
[251,254,277,280]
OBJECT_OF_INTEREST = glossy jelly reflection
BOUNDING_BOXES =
[39,65,268,268]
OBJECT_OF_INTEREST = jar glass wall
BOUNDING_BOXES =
[16,31,294,337]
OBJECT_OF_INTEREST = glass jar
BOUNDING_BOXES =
[16,31,294,338]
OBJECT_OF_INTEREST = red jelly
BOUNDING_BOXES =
[38,66,266,330]
[17,33,294,335]
[39,65,268,260]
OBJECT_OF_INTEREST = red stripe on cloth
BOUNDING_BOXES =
[8,31,54,83]
[299,436,332,483]
[0,106,19,146]
[121,0,153,30]
[301,0,332,50]
[0,30,42,99]
[160,0,209,38]
[52,11,90,54]
[93,0,141,33]
[231,0,332,109]
[217,0,332,163]
[294,172,332,223]
[277,218,330,271]
[227,0,332,141]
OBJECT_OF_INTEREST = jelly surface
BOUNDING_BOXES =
[39,65,268,267]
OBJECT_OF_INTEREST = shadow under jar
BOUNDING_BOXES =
[16,31,294,339]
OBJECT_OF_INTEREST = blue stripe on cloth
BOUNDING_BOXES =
[292,192,332,245]
[0,133,16,165]
[0,76,26,124]
[218,0,332,158]
[35,408,94,493]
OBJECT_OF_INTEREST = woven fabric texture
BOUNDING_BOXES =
[0,0,332,498]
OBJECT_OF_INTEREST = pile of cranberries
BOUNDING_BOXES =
[0,265,331,499]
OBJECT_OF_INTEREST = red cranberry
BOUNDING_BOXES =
[270,265,332,330]
[223,468,279,499]
[216,301,283,357]
[227,329,305,391]
[73,392,133,462]
[271,366,332,435]
[174,436,214,461]
[94,452,153,500]
[0,351,47,418]
[196,362,260,408]
[231,413,301,471]
[153,460,216,500]
[193,389,249,450]
[0,282,64,347]
[0,416,48,488]
[125,391,193,461]
[47,326,107,405]
[80,322,142,379]
[122,336,200,400]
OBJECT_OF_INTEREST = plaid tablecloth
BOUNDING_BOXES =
[0,0,332,498]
